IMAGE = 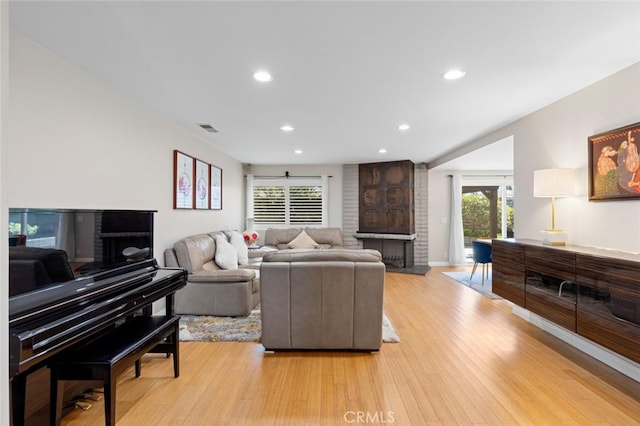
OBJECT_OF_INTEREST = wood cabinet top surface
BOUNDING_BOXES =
[492,238,640,263]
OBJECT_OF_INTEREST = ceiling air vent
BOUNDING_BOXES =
[198,124,219,133]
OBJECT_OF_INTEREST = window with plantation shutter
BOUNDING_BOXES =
[289,185,323,224]
[253,185,286,224]
[249,176,327,226]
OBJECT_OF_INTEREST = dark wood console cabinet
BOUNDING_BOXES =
[492,238,640,364]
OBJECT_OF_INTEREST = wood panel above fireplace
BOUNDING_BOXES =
[359,160,415,234]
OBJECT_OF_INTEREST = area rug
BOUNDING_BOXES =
[442,271,501,300]
[179,311,400,343]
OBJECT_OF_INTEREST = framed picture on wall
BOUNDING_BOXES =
[210,165,222,210]
[194,159,210,209]
[588,122,640,201]
[173,150,194,209]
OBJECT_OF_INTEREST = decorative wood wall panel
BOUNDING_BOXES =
[358,160,414,234]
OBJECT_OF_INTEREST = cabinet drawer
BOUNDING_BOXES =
[492,240,525,306]
[576,254,640,298]
[577,278,640,363]
[526,246,575,281]
[577,308,640,364]
[493,270,525,306]
[526,276,576,331]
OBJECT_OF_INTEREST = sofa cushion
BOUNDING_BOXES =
[228,230,249,265]
[201,260,221,271]
[263,248,382,263]
[264,227,303,247]
[174,234,217,273]
[214,234,238,270]
[189,268,255,282]
[287,230,319,249]
[305,227,344,247]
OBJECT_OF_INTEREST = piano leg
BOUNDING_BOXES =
[104,369,117,426]
[10,373,27,426]
[49,369,64,426]
[172,325,180,378]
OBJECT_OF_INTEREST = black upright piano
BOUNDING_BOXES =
[9,258,187,425]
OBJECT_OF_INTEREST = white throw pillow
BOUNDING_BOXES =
[229,230,249,265]
[287,230,319,249]
[214,234,239,270]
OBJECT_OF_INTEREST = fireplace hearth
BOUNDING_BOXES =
[354,232,416,268]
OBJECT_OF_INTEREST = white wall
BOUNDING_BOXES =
[428,169,454,265]
[514,63,640,252]
[1,1,10,422]
[8,33,245,260]
[245,163,344,232]
[429,62,640,263]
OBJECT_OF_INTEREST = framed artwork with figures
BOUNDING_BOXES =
[210,165,222,210]
[173,150,194,209]
[588,122,640,201]
[194,159,210,209]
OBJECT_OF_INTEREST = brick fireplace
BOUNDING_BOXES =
[355,160,417,269]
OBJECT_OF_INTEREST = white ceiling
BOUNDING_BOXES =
[9,1,640,167]
[432,135,514,171]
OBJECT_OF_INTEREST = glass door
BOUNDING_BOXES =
[461,184,514,259]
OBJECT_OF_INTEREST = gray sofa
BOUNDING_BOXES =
[259,248,385,351]
[163,227,347,317]
[164,232,260,317]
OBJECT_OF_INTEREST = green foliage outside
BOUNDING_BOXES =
[9,222,39,236]
[462,192,514,238]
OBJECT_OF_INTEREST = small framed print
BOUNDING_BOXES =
[173,150,194,209]
[210,165,222,210]
[194,159,210,209]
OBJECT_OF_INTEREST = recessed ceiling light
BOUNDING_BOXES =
[253,70,272,82]
[294,149,303,155]
[378,148,387,154]
[443,69,466,80]
[280,124,294,132]
[398,124,410,131]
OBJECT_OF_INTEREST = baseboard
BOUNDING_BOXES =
[513,306,640,383]
[428,261,450,267]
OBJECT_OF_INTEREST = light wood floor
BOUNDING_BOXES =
[60,266,640,425]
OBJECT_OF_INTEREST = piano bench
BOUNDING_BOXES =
[48,315,180,426]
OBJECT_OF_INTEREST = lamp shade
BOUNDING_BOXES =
[533,168,575,198]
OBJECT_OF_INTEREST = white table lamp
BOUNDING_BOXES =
[533,168,575,246]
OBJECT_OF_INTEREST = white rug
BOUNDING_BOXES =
[442,270,501,299]
[180,311,400,343]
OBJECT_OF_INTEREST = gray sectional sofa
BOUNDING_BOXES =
[259,249,385,351]
[164,227,347,317]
